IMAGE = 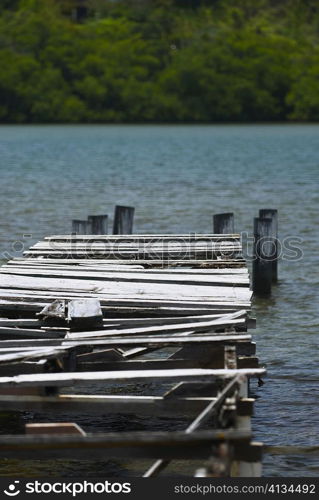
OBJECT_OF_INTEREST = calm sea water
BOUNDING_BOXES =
[0,124,318,477]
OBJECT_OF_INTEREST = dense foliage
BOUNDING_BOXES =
[1,0,319,122]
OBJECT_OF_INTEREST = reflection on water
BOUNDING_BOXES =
[0,124,318,476]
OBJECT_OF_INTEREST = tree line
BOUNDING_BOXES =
[0,0,319,123]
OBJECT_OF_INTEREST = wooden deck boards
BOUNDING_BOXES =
[0,233,264,477]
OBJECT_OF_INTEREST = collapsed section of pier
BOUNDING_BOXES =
[0,233,265,477]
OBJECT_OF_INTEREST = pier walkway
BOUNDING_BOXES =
[0,233,265,477]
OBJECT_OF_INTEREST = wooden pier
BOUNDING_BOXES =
[0,232,265,477]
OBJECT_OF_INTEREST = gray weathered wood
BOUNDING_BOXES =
[65,315,247,340]
[87,215,108,235]
[0,394,254,416]
[71,220,92,234]
[0,273,252,299]
[0,227,259,478]
[0,318,41,327]
[0,267,250,287]
[0,333,252,350]
[0,327,63,340]
[259,209,278,282]
[0,367,265,388]
[0,429,251,460]
[113,205,135,234]
[0,393,219,415]
[252,217,273,296]
[46,234,240,241]
[213,213,235,234]
[21,256,245,267]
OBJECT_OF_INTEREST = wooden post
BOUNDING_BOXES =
[213,213,234,234]
[259,209,278,282]
[88,215,108,235]
[71,220,91,235]
[252,217,273,296]
[113,206,135,234]
[224,346,237,370]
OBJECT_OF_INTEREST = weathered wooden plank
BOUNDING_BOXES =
[0,333,252,350]
[0,303,249,322]
[0,429,251,460]
[0,318,41,327]
[0,349,65,365]
[21,257,246,269]
[98,310,250,329]
[65,316,247,340]
[45,234,241,241]
[6,260,249,275]
[0,393,255,416]
[25,242,242,252]
[10,258,246,268]
[0,274,252,302]
[23,251,242,262]
[0,394,220,415]
[0,367,266,388]
[0,304,250,325]
[0,292,251,309]
[0,267,250,287]
[0,327,63,340]
[30,241,241,249]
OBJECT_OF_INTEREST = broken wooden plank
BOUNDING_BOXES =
[65,315,247,340]
[0,333,252,351]
[0,267,250,287]
[0,367,266,388]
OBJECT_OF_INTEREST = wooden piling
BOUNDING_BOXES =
[71,220,91,235]
[252,217,273,296]
[259,209,278,282]
[88,215,108,235]
[113,206,135,234]
[213,213,234,234]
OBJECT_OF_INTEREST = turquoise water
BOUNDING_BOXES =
[0,124,318,477]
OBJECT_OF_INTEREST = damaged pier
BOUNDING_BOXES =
[0,232,265,477]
